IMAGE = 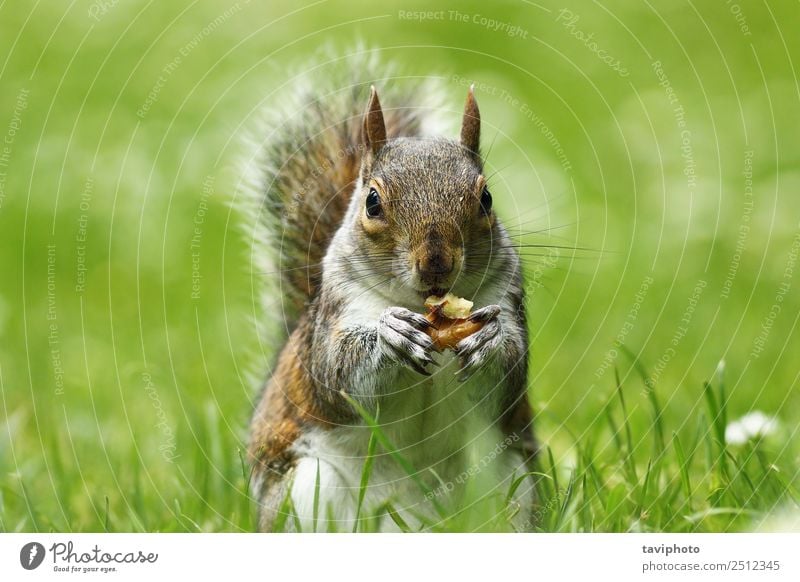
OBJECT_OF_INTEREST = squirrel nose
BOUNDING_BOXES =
[418,252,454,283]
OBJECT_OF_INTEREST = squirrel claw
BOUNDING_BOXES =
[410,361,433,377]
[468,304,501,323]
[404,311,433,330]
[378,306,438,376]
[454,311,504,379]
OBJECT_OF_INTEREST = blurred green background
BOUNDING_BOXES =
[0,0,798,531]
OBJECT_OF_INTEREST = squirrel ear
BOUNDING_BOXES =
[460,84,481,160]
[363,86,387,156]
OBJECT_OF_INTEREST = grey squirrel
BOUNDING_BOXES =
[244,55,536,531]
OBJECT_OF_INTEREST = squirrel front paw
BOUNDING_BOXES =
[377,306,436,376]
[455,305,504,380]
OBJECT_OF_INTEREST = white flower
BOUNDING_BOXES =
[725,411,779,445]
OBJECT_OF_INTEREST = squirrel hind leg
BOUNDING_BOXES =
[256,457,357,533]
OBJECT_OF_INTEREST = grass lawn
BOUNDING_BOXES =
[1,0,798,532]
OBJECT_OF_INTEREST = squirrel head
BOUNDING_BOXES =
[350,86,501,300]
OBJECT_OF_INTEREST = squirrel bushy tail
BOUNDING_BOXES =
[240,51,447,326]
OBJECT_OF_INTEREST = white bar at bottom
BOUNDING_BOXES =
[0,533,797,581]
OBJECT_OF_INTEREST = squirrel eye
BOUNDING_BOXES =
[479,187,493,215]
[365,187,382,218]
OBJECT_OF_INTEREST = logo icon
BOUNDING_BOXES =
[20,542,45,570]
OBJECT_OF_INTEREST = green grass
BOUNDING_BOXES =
[258,368,798,533]
[1,0,799,532]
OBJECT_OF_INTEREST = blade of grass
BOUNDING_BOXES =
[272,478,297,533]
[546,445,560,496]
[554,470,577,532]
[614,367,638,481]
[619,345,665,453]
[353,419,379,532]
[312,459,321,533]
[636,459,653,518]
[673,432,693,511]
[505,471,548,505]
[383,502,412,532]
[703,380,729,479]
